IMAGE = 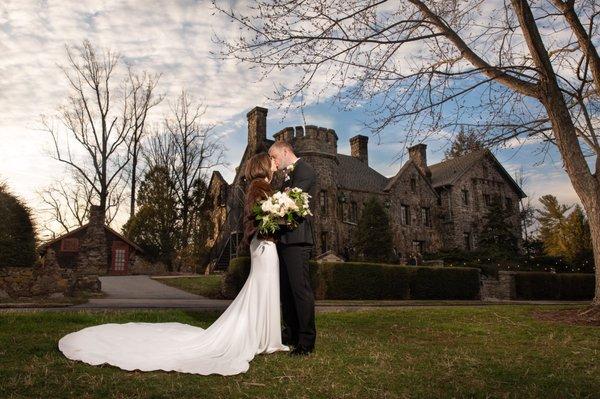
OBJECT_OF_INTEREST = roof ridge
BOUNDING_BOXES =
[428,148,487,170]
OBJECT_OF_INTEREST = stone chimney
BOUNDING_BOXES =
[408,143,431,181]
[246,106,268,151]
[77,204,108,276]
[88,204,106,226]
[350,134,369,165]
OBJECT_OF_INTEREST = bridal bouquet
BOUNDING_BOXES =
[252,187,312,235]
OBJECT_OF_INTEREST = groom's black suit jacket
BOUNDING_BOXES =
[278,158,316,246]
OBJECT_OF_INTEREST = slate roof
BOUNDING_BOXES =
[428,149,526,198]
[428,149,487,187]
[336,154,389,192]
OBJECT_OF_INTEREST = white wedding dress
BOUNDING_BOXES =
[58,233,290,375]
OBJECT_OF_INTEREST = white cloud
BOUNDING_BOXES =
[0,0,582,235]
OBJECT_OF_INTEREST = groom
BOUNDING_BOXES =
[268,141,317,356]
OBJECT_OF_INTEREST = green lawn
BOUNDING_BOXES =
[152,275,224,298]
[1,305,598,398]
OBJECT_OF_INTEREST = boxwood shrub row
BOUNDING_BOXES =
[221,257,481,300]
[514,272,595,300]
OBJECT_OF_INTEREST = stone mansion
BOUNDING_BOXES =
[201,106,525,271]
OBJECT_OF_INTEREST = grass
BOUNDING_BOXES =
[0,305,599,398]
[152,275,224,298]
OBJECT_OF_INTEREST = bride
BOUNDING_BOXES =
[58,152,290,375]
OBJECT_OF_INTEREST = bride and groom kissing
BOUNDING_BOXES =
[57,140,317,376]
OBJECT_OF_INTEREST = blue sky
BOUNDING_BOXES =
[0,0,580,233]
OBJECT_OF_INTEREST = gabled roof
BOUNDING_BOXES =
[38,223,145,254]
[336,154,389,192]
[208,170,227,189]
[428,149,526,198]
[383,159,438,197]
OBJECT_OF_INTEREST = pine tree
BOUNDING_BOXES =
[536,195,593,272]
[443,128,485,160]
[478,197,518,257]
[536,194,572,258]
[122,165,181,270]
[352,196,394,262]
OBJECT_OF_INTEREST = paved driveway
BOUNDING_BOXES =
[98,275,202,299]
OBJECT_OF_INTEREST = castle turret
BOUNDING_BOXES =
[273,124,338,157]
[350,134,368,165]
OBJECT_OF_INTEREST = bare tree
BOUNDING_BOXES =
[161,91,227,270]
[42,39,133,221]
[37,167,129,240]
[36,171,93,239]
[124,67,164,220]
[213,0,600,307]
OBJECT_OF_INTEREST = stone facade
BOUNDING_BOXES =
[203,106,526,270]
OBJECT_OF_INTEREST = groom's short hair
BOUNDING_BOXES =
[269,140,294,154]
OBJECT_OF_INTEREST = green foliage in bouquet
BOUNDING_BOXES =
[251,202,280,235]
[252,188,312,235]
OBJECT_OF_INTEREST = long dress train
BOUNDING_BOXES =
[57,234,290,375]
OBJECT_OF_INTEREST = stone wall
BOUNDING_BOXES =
[0,248,78,299]
[480,271,517,300]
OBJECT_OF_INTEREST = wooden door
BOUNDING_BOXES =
[110,241,129,275]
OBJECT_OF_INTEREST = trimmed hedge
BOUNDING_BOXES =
[410,266,481,300]
[514,272,595,300]
[317,262,412,300]
[221,257,481,300]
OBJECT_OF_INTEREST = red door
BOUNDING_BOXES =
[110,241,129,275]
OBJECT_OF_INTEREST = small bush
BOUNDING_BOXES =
[220,256,251,299]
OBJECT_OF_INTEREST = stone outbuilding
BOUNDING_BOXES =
[38,205,163,275]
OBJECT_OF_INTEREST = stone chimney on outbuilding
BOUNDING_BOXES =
[408,143,431,181]
[246,106,268,151]
[350,134,369,165]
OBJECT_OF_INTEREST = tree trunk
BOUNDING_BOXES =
[130,150,138,220]
[585,205,600,306]
[511,0,599,306]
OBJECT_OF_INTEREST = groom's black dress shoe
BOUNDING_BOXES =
[289,346,313,356]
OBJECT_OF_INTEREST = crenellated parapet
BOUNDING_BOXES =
[273,124,338,156]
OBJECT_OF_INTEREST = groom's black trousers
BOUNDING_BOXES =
[277,243,316,350]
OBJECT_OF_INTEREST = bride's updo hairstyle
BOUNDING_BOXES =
[245,152,273,183]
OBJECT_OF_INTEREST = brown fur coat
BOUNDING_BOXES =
[242,178,276,247]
